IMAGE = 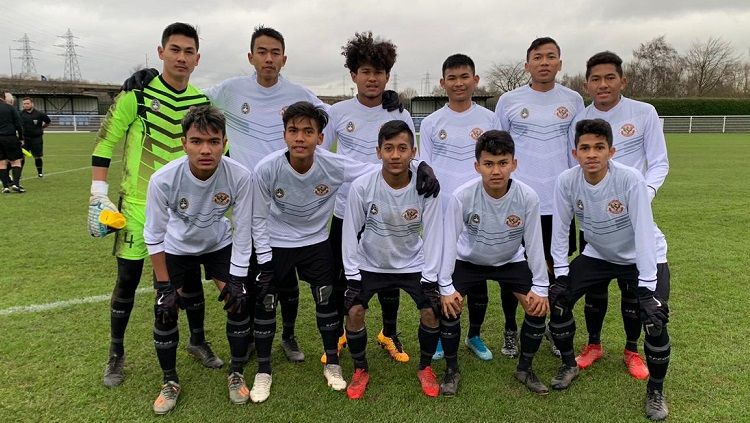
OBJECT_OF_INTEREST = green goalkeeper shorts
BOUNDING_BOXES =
[112,197,148,260]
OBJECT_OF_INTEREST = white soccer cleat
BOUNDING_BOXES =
[249,372,272,403]
[323,364,347,391]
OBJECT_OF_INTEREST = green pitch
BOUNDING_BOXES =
[0,133,748,422]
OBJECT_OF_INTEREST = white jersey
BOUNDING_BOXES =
[440,177,548,296]
[321,96,417,218]
[144,156,271,277]
[254,147,378,248]
[552,161,658,290]
[343,170,443,284]
[204,73,329,170]
[418,103,498,210]
[495,84,585,214]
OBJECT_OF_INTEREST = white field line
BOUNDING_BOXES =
[23,160,121,179]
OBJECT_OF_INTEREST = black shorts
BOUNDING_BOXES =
[452,260,533,296]
[567,255,671,303]
[165,244,232,290]
[353,270,431,310]
[24,136,43,157]
[272,240,333,290]
[0,135,23,161]
[540,215,577,260]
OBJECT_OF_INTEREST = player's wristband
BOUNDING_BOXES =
[91,180,109,196]
[153,281,171,289]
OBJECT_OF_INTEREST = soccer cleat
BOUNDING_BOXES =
[38,173,43,178]
[102,353,125,388]
[501,330,518,358]
[624,349,650,380]
[323,364,347,391]
[320,334,347,364]
[551,365,579,390]
[186,341,224,369]
[280,336,305,363]
[514,369,549,395]
[249,372,272,403]
[466,336,493,361]
[417,366,440,397]
[546,329,561,358]
[228,372,250,404]
[377,330,409,362]
[576,343,603,369]
[440,367,461,397]
[153,381,180,415]
[2,187,10,194]
[432,339,444,360]
[10,184,25,193]
[346,369,370,400]
[645,388,669,420]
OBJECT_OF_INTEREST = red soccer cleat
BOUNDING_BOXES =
[575,343,603,369]
[417,366,440,397]
[623,349,649,380]
[346,369,370,400]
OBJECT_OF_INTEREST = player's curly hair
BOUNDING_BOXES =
[342,32,397,73]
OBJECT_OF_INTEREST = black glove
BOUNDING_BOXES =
[121,68,159,91]
[256,261,276,312]
[421,281,441,315]
[154,282,181,326]
[218,275,248,314]
[637,287,669,336]
[416,161,440,198]
[381,90,404,113]
[343,279,362,310]
[548,275,570,305]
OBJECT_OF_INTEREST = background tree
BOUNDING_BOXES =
[684,37,740,96]
[487,61,527,95]
[626,36,684,97]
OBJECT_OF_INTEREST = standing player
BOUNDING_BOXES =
[20,98,51,178]
[144,105,270,413]
[548,119,670,420]
[342,120,443,399]
[0,90,25,193]
[90,23,218,389]
[419,54,498,361]
[569,51,669,381]
[438,130,549,396]
[494,37,583,358]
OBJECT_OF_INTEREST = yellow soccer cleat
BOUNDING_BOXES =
[377,330,409,363]
[99,209,127,231]
[321,334,348,364]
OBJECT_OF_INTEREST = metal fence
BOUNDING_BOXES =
[47,115,105,132]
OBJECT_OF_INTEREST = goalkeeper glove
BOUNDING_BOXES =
[88,181,125,237]
[218,275,249,314]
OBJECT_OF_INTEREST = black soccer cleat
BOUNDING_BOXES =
[281,336,305,362]
[645,388,669,420]
[103,353,125,388]
[514,369,549,395]
[551,364,579,390]
[440,367,461,397]
[187,341,224,369]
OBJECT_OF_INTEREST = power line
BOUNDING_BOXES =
[13,33,38,78]
[56,29,82,81]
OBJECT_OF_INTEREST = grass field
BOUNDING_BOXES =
[0,133,748,422]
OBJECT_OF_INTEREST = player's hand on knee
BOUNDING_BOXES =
[637,287,669,336]
[548,275,571,318]
[421,281,442,315]
[416,162,440,198]
[121,68,159,91]
[255,260,274,298]
[344,279,362,310]
[526,291,549,317]
[218,275,248,314]
[154,282,180,325]
[440,292,463,319]
[88,181,125,237]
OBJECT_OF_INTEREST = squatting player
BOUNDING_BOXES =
[90,23,217,388]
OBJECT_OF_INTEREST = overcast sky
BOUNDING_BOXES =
[2,1,748,95]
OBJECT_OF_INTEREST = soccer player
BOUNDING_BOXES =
[494,37,584,358]
[322,32,429,365]
[144,105,270,413]
[20,97,51,178]
[569,51,670,381]
[438,130,550,396]
[418,54,498,361]
[548,119,671,420]
[90,23,217,389]
[0,90,25,193]
[342,120,443,400]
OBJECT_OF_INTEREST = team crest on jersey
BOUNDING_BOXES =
[179,198,189,210]
[520,108,529,119]
[241,103,250,114]
[471,214,480,224]
[150,99,160,112]
[470,128,483,140]
[607,199,625,214]
[213,192,230,206]
[505,214,522,228]
[274,188,285,199]
[402,208,419,221]
[438,129,448,140]
[346,121,355,132]
[620,123,636,137]
[555,106,570,119]
[576,199,584,211]
[369,203,379,215]
[314,184,330,196]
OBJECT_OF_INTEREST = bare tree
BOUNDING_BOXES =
[398,87,418,108]
[626,36,684,97]
[487,61,527,95]
[559,73,587,98]
[684,37,740,96]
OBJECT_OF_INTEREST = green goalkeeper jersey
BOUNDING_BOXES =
[92,75,210,203]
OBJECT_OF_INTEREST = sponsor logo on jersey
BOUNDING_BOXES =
[471,213,480,224]
[346,121,355,132]
[314,184,330,196]
[241,103,250,114]
[505,214,522,228]
[150,99,160,112]
[620,123,636,137]
[520,108,529,119]
[280,106,288,117]
[576,199,584,211]
[213,192,230,206]
[555,106,570,119]
[402,208,419,221]
[274,188,285,199]
[179,198,189,210]
[607,199,625,214]
[438,129,447,140]
[470,128,483,140]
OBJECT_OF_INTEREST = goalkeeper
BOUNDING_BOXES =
[89,22,214,389]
